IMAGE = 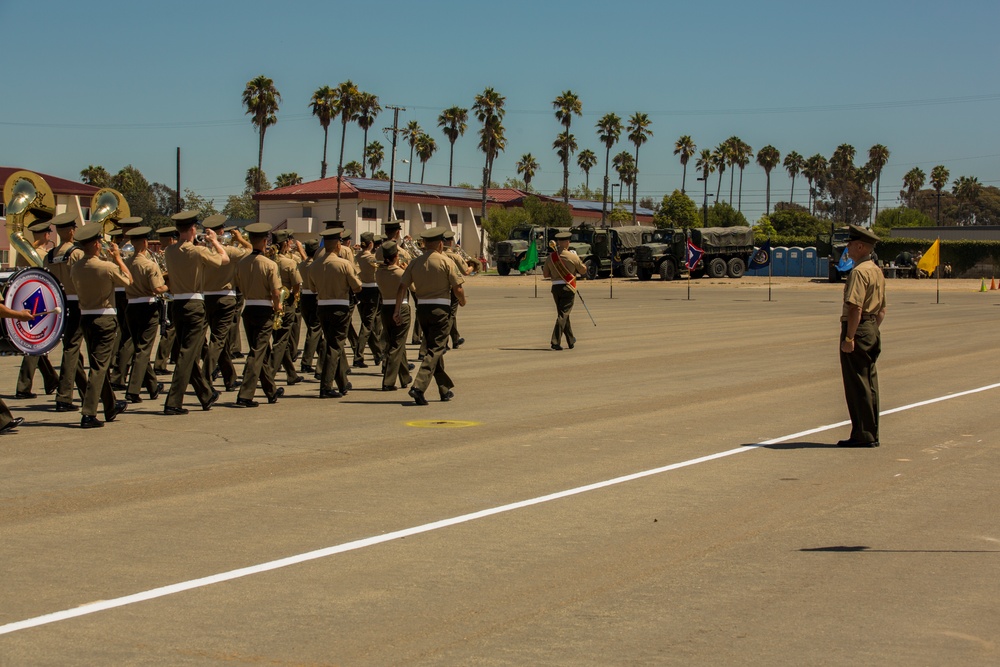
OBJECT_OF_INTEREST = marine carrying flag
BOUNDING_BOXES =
[917,238,941,275]
[748,240,772,269]
[519,236,538,273]
[686,240,703,271]
[550,250,578,289]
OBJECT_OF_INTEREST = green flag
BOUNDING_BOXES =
[519,237,538,272]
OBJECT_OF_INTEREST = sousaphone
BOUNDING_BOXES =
[3,170,56,268]
[90,188,131,235]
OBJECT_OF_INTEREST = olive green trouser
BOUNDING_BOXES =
[413,304,453,396]
[80,314,117,418]
[164,299,214,410]
[380,304,412,389]
[125,302,160,397]
[356,287,383,363]
[840,319,881,443]
[17,354,58,395]
[55,301,88,404]
[203,294,239,388]
[238,305,278,402]
[550,284,577,347]
[318,305,351,393]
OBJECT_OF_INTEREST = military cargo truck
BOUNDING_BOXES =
[495,225,567,276]
[569,224,654,279]
[635,226,755,280]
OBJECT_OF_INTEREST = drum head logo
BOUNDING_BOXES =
[3,269,66,355]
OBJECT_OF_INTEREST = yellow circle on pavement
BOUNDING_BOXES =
[406,420,481,429]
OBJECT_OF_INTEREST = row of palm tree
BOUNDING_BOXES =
[901,164,985,223]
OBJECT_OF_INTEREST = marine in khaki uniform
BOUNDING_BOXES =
[338,229,363,363]
[297,237,325,375]
[201,214,251,392]
[443,230,471,350]
[161,210,225,415]
[375,241,412,391]
[70,223,132,428]
[109,216,142,388]
[354,231,384,367]
[123,226,167,404]
[153,226,179,374]
[14,219,59,398]
[395,227,466,405]
[46,212,89,411]
[838,225,887,448]
[311,228,362,398]
[232,223,283,407]
[270,230,305,385]
[542,231,587,350]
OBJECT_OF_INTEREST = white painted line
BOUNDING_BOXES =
[3,381,999,636]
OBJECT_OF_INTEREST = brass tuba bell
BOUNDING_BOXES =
[90,188,131,236]
[3,170,56,268]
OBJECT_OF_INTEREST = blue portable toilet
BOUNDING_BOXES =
[786,247,802,277]
[802,247,818,278]
[771,247,788,277]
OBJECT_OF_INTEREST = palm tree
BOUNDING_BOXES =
[242,75,280,218]
[783,151,805,205]
[930,165,950,223]
[473,87,507,243]
[902,167,926,208]
[355,92,381,176]
[756,145,781,215]
[695,148,715,219]
[331,80,360,219]
[274,172,302,188]
[626,112,653,221]
[674,135,697,194]
[365,141,384,178]
[344,161,364,178]
[952,175,982,224]
[516,153,539,192]
[576,149,597,192]
[245,167,270,193]
[867,144,890,220]
[732,139,753,212]
[553,90,582,204]
[309,85,335,178]
[802,154,828,214]
[404,121,422,182]
[437,106,468,186]
[415,133,437,184]
[597,113,623,223]
[612,151,634,197]
[724,137,739,203]
[831,144,856,178]
[711,142,729,201]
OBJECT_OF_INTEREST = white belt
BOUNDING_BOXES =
[172,293,204,301]
[81,308,116,316]
[128,297,157,304]
[552,280,566,285]
[361,282,378,288]
[318,299,350,306]
[204,290,236,297]
[419,298,451,306]
[245,299,273,307]
[115,287,126,293]
[301,289,315,295]
[66,294,78,301]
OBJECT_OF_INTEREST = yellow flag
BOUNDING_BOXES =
[917,239,940,275]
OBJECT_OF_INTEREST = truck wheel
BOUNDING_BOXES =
[659,258,677,281]
[585,258,599,280]
[497,262,511,276]
[708,257,727,278]
[637,267,652,281]
[622,257,637,279]
[727,257,746,279]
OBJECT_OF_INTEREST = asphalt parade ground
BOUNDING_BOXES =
[2,275,998,665]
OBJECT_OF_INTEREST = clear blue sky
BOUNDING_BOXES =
[3,0,998,224]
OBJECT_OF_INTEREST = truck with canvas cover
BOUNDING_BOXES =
[569,224,655,280]
[815,225,853,282]
[495,225,567,275]
[635,226,755,280]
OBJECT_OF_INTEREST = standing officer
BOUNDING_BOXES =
[394,227,466,406]
[201,214,250,392]
[123,226,167,404]
[153,226,179,375]
[161,210,225,415]
[375,241,412,391]
[233,223,283,407]
[354,231,383,367]
[46,212,88,412]
[0,303,36,433]
[443,230,471,349]
[543,231,587,351]
[14,219,59,398]
[312,228,361,398]
[838,225,887,448]
[71,223,131,428]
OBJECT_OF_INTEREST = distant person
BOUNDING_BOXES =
[542,231,587,351]
[838,225,887,448]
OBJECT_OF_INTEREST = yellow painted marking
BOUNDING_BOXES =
[406,420,481,429]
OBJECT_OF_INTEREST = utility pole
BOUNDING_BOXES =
[384,106,406,222]
[175,147,182,213]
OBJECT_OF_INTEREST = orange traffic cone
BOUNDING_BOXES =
[991,278,997,290]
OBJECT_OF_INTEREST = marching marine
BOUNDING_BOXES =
[542,231,587,350]
[123,225,167,404]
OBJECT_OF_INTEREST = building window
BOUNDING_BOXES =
[0,250,8,266]
[422,211,432,224]
[0,203,5,217]
[361,207,377,220]
[395,209,406,221]
[302,206,313,218]
[474,215,482,226]
[449,213,458,225]
[81,207,91,221]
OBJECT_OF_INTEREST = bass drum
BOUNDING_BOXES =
[0,267,67,356]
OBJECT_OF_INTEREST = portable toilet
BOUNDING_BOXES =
[771,247,788,277]
[802,247,818,277]
[786,247,803,277]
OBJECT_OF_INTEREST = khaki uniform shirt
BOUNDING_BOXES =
[46,241,85,297]
[445,248,470,275]
[275,255,302,291]
[842,259,887,320]
[124,251,166,299]
[163,241,224,295]
[375,242,413,266]
[234,251,281,302]
[312,253,362,302]
[543,248,587,281]
[203,246,250,292]
[299,256,316,293]
[71,255,131,311]
[357,250,378,285]
[400,250,464,301]
[376,264,407,303]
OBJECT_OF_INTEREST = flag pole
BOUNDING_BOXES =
[534,271,537,299]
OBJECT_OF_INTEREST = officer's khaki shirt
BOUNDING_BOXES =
[445,248,470,275]
[313,253,362,301]
[203,246,250,292]
[234,251,281,302]
[357,250,378,285]
[543,248,586,280]
[46,241,84,296]
[71,255,131,311]
[842,259,887,320]
[376,263,406,303]
[124,251,165,299]
[400,250,464,301]
[275,255,302,291]
[163,241,224,295]
[299,256,315,293]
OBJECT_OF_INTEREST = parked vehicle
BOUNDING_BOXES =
[495,225,567,275]
[635,226,755,280]
[568,224,654,279]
